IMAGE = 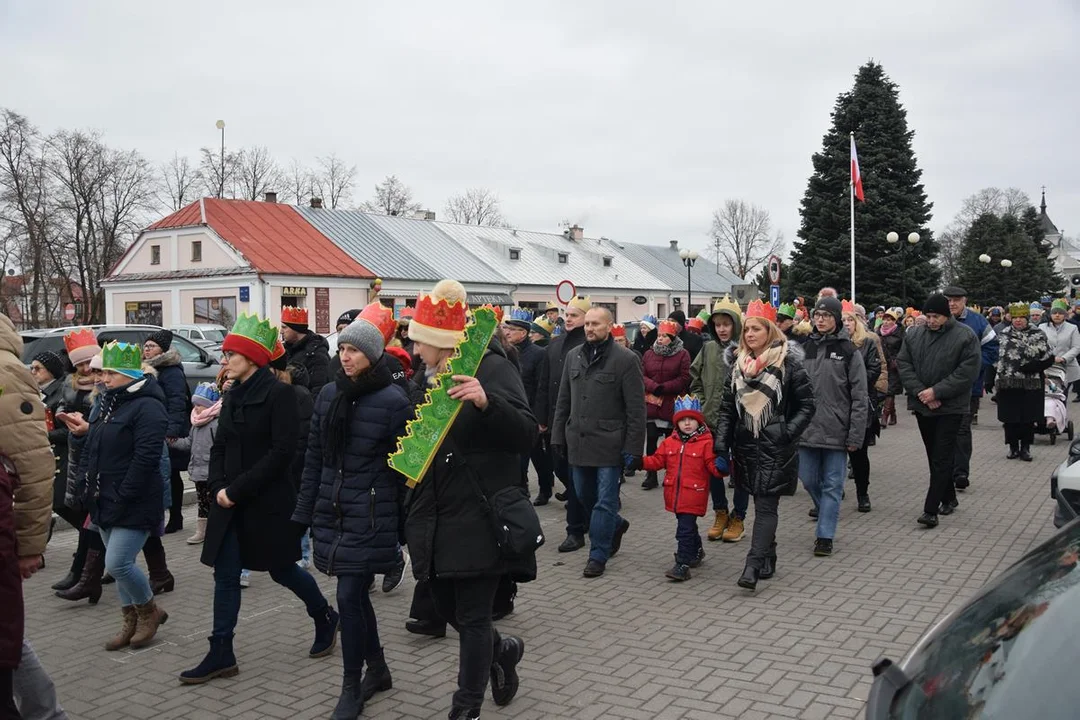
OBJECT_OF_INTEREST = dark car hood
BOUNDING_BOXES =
[869,518,1080,719]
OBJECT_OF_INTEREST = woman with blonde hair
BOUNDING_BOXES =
[841,303,884,512]
[712,301,815,590]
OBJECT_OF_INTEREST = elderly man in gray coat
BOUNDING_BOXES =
[552,307,646,578]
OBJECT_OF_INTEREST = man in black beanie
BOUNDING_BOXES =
[667,310,702,361]
[896,293,981,529]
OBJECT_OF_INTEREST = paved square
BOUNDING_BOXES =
[23,415,1064,719]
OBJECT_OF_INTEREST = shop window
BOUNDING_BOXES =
[150,245,161,265]
[194,296,237,327]
[125,300,162,326]
[191,241,202,262]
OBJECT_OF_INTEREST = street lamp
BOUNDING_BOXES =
[886,231,920,306]
[679,248,699,315]
[979,255,1013,304]
[215,119,225,198]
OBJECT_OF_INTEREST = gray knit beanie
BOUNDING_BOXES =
[337,318,385,364]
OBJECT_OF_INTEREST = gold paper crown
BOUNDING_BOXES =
[230,313,279,352]
[567,295,592,313]
[100,341,142,372]
[1008,302,1029,318]
[711,294,741,317]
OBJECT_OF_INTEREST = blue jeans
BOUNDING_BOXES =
[211,524,328,639]
[799,448,848,540]
[572,465,623,563]
[98,526,152,606]
[337,574,381,674]
[557,455,587,536]
[674,513,702,565]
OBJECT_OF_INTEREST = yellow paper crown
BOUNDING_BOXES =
[567,295,592,313]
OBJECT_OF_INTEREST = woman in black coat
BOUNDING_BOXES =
[179,317,337,686]
[713,312,815,591]
[142,330,190,533]
[403,279,539,719]
[293,319,413,718]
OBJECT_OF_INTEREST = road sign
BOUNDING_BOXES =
[555,280,577,305]
[770,284,780,308]
[768,255,782,284]
[63,303,75,320]
[239,286,250,302]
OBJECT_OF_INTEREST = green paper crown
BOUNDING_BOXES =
[778,302,797,319]
[1052,298,1070,312]
[101,341,142,372]
[695,308,711,323]
[388,307,499,486]
[229,313,278,352]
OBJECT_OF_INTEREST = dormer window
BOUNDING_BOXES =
[509,248,520,261]
[150,245,161,265]
[603,256,613,267]
[558,252,568,264]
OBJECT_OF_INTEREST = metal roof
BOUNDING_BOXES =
[293,207,442,281]
[609,240,742,295]
[433,223,666,291]
[364,214,509,284]
[104,267,257,283]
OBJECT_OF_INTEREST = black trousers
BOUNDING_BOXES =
[848,446,870,497]
[1004,422,1034,446]
[520,434,553,498]
[746,495,779,571]
[645,422,662,473]
[430,576,502,713]
[0,668,18,720]
[168,468,184,522]
[953,397,977,486]
[916,414,962,515]
[410,576,515,623]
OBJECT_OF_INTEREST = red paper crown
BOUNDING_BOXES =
[480,304,504,323]
[270,338,286,361]
[840,299,856,315]
[281,306,308,325]
[658,320,680,336]
[611,324,626,338]
[413,294,467,334]
[359,301,396,344]
[64,327,97,353]
[745,299,778,323]
[686,317,705,332]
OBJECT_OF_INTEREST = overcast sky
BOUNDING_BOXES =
[2,0,1076,258]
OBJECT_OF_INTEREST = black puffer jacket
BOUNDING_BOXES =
[712,352,815,497]
[405,340,538,582]
[289,383,314,492]
[293,358,414,576]
[286,330,331,396]
[77,377,169,531]
[145,349,190,438]
[40,378,69,510]
[878,325,905,396]
[516,338,545,410]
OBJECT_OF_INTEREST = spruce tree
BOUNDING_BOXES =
[1020,206,1066,296]
[787,62,938,309]
[957,212,1065,307]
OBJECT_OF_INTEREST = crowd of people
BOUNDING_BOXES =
[3,274,1077,719]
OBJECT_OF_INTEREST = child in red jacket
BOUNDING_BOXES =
[641,395,725,581]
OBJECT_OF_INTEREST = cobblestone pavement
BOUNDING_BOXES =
[24,414,1065,720]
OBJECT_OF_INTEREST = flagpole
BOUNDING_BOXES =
[850,131,856,304]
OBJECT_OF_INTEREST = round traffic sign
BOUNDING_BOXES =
[64,303,76,320]
[767,255,782,285]
[555,280,577,305]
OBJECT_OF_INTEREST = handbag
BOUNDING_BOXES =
[465,471,545,560]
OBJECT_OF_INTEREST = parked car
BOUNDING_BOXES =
[866,516,1080,719]
[20,324,220,392]
[1050,439,1080,528]
[171,323,228,345]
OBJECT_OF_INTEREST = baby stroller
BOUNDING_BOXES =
[1036,363,1074,445]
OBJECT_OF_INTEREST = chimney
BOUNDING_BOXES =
[669,240,679,251]
[264,191,277,203]
[569,224,584,242]
[410,209,436,221]
[310,197,323,209]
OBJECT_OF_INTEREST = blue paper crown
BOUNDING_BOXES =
[508,307,533,323]
[192,381,221,406]
[673,394,703,417]
[640,314,658,330]
[1030,302,1044,312]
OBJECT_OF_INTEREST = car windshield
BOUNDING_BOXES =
[889,521,1080,718]
[202,328,227,342]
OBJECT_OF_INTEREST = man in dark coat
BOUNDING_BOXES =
[667,310,703,362]
[504,309,553,504]
[896,293,981,529]
[535,297,589,551]
[143,329,190,533]
[281,307,331,396]
[553,307,647,578]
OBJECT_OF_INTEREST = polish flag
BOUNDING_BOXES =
[850,135,865,202]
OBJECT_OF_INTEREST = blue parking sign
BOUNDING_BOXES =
[770,284,780,308]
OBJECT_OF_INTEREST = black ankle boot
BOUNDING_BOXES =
[361,648,393,701]
[1007,442,1020,459]
[759,551,776,580]
[331,672,365,719]
[309,605,340,658]
[1020,443,1033,462]
[737,564,758,590]
[179,635,239,684]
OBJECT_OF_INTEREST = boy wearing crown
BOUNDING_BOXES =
[636,395,723,581]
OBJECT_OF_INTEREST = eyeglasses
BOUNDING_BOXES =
[222,351,235,361]
[30,364,45,372]
[812,311,833,320]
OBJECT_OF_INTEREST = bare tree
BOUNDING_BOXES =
[285,159,314,205]
[312,154,356,209]
[938,187,1032,283]
[161,152,200,211]
[234,145,281,201]
[198,145,238,199]
[359,175,421,216]
[706,199,784,279]
[444,187,508,226]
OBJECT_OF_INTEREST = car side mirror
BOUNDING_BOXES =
[202,355,216,368]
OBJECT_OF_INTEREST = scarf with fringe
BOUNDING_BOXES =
[731,341,787,437]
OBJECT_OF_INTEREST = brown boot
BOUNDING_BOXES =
[130,600,169,649]
[706,510,729,541]
[105,606,138,651]
[56,547,104,604]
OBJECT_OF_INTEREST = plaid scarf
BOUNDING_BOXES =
[731,341,787,437]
